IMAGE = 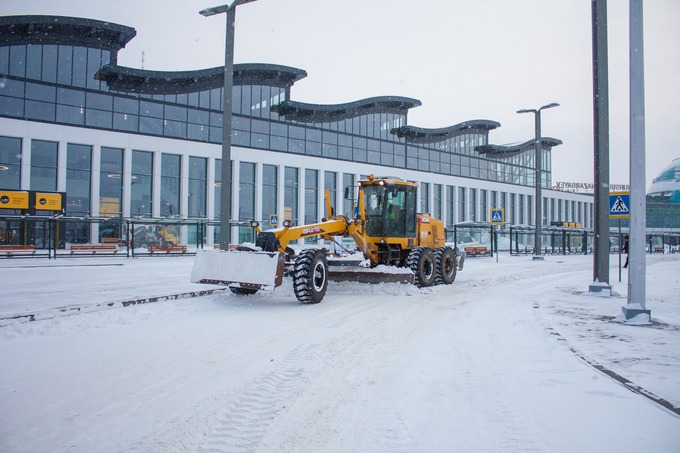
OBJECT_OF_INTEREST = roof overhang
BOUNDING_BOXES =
[272,96,421,123]
[0,15,135,51]
[97,63,307,95]
[475,137,563,156]
[391,120,500,144]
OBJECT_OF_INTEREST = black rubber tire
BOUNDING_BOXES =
[406,246,436,287]
[229,287,258,295]
[293,249,328,304]
[434,246,457,285]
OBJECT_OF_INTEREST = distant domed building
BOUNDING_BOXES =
[647,158,680,204]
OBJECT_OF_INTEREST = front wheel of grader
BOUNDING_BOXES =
[293,249,329,304]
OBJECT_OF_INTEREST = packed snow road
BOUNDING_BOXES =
[1,255,679,452]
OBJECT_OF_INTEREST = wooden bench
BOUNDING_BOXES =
[0,245,37,256]
[464,246,488,256]
[147,245,187,255]
[70,244,118,255]
[101,237,124,245]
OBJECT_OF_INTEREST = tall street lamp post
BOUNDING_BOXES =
[200,0,258,250]
[517,102,559,260]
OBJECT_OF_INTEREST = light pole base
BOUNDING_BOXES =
[588,281,612,294]
[621,304,651,322]
[532,255,545,261]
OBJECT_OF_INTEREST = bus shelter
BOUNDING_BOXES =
[508,225,595,256]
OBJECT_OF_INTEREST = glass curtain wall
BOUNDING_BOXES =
[324,171,337,218]
[131,150,152,217]
[99,147,123,217]
[342,173,355,217]
[238,162,256,243]
[262,164,278,228]
[30,139,58,191]
[284,167,299,226]
[458,188,466,222]
[304,169,318,243]
[0,136,21,189]
[160,153,181,217]
[65,143,92,244]
[446,185,455,226]
[188,157,207,218]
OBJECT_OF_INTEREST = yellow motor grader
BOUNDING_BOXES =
[191,175,462,303]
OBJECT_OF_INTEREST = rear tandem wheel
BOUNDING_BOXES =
[406,246,436,287]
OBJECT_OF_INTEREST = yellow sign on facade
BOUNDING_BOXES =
[35,192,63,210]
[0,191,29,209]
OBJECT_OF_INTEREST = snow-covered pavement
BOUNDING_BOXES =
[1,253,679,452]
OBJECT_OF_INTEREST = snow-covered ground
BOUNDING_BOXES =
[1,253,679,452]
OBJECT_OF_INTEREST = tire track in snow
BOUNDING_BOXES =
[195,344,320,453]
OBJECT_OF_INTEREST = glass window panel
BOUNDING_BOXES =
[139,116,163,135]
[188,109,209,125]
[165,105,187,122]
[26,82,56,102]
[0,136,22,190]
[284,167,299,225]
[210,88,221,111]
[40,45,58,83]
[85,109,112,128]
[289,126,305,139]
[240,86,251,114]
[57,45,73,85]
[114,97,138,114]
[100,147,123,217]
[57,104,85,125]
[65,143,92,216]
[262,164,278,226]
[113,112,139,132]
[251,133,269,149]
[189,156,207,217]
[57,88,85,107]
[86,93,113,110]
[187,123,209,141]
[72,46,87,87]
[86,48,102,90]
[9,45,26,78]
[232,116,250,131]
[251,119,268,134]
[26,100,55,121]
[163,119,187,138]
[239,162,256,220]
[0,47,8,74]
[271,122,287,137]
[3,78,24,98]
[26,45,42,80]
[140,101,163,118]
[232,86,241,114]
[304,169,318,225]
[161,153,181,217]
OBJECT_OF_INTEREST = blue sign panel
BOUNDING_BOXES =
[490,208,504,225]
[609,192,630,219]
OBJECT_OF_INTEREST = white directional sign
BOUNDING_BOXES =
[609,191,630,219]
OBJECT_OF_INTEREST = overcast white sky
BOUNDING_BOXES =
[3,0,679,187]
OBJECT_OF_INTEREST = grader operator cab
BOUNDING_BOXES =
[191,175,461,303]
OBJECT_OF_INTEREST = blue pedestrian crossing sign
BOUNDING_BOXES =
[490,208,504,225]
[270,214,278,227]
[609,191,630,219]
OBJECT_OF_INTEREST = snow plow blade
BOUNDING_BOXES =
[327,264,415,285]
[191,249,285,291]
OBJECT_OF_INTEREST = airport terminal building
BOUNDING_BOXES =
[0,15,593,248]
